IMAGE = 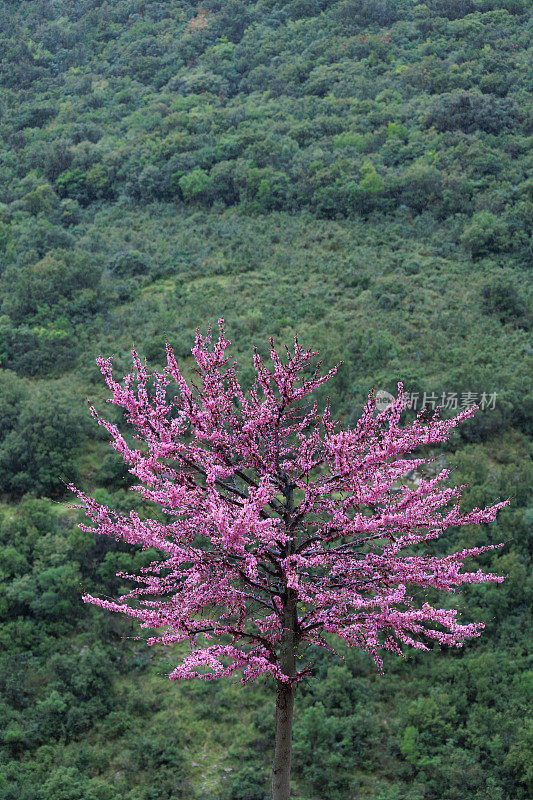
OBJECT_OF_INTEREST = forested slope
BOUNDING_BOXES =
[0,1,531,799]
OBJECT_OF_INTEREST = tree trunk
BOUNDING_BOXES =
[271,592,297,800]
[271,679,295,800]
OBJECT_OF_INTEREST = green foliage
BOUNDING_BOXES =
[481,276,530,327]
[0,374,86,498]
[425,91,519,135]
[179,169,213,204]
[221,766,268,800]
[0,0,528,236]
[400,725,420,764]
[2,250,102,325]
[505,718,533,794]
[461,211,509,257]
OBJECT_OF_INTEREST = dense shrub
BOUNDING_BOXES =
[481,277,529,327]
[461,211,509,257]
[0,377,86,498]
[426,92,519,134]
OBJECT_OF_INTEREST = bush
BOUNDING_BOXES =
[426,92,519,134]
[481,278,529,326]
[395,163,443,213]
[179,169,213,204]
[0,383,86,498]
[427,0,475,18]
[109,250,150,277]
[461,211,509,257]
[95,453,135,489]
[336,0,400,25]
[39,767,116,800]
[222,766,268,800]
[1,250,102,325]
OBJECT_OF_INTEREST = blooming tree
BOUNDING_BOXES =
[72,322,508,800]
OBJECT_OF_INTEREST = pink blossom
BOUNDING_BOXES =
[71,321,508,683]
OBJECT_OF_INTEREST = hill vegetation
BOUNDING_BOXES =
[0,1,531,798]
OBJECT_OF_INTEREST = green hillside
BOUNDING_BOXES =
[0,1,531,798]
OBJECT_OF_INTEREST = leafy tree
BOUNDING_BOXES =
[2,249,102,325]
[178,168,213,204]
[504,719,533,795]
[223,765,269,800]
[0,383,86,498]
[461,211,509,258]
[340,0,401,25]
[109,250,149,277]
[481,276,529,326]
[425,92,519,135]
[55,168,91,205]
[73,323,508,800]
[396,163,443,214]
[39,766,115,800]
[427,0,476,19]
[22,184,58,216]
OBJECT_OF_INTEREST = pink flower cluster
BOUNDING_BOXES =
[71,321,508,681]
